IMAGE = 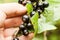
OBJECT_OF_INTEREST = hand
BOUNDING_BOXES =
[0,3,34,40]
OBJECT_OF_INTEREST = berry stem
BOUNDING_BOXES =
[44,31,47,40]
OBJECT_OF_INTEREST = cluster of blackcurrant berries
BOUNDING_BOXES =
[13,0,49,40]
[13,15,34,40]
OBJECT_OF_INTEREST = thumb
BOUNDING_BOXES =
[0,10,6,27]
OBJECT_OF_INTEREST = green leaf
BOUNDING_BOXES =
[45,0,60,25]
[31,12,39,36]
[26,3,33,14]
[37,15,56,33]
[48,0,60,5]
[53,5,60,21]
[32,34,44,40]
[43,8,54,22]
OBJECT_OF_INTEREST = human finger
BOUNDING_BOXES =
[0,3,27,18]
[4,17,23,28]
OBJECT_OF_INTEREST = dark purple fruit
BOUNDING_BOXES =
[43,1,49,8]
[13,37,19,40]
[42,0,45,1]
[22,29,29,36]
[33,5,37,11]
[22,0,27,5]
[18,0,23,4]
[22,1,27,5]
[38,2,43,8]
[26,23,33,30]
[33,3,38,11]
[27,1,31,3]
[22,15,29,23]
[37,9,41,15]
[19,24,26,30]
[30,11,35,17]
[37,9,42,18]
[30,0,38,2]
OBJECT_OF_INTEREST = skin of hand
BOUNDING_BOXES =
[0,3,34,40]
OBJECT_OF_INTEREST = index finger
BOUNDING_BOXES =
[0,3,27,18]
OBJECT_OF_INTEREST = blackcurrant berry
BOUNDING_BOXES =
[13,37,19,40]
[30,11,35,17]
[22,1,27,5]
[37,9,41,15]
[40,8,44,12]
[22,0,27,5]
[38,2,43,8]
[26,23,34,30]
[19,24,26,30]
[18,0,23,4]
[43,1,49,8]
[30,0,39,2]
[27,1,31,3]
[42,0,45,1]
[22,29,29,36]
[22,15,29,23]
[33,4,38,11]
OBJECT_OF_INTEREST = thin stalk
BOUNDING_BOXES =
[44,31,47,40]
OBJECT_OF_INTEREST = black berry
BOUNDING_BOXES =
[30,0,38,2]
[26,23,33,30]
[38,2,43,8]
[43,1,49,8]
[18,0,23,4]
[42,0,45,1]
[27,1,31,3]
[33,3,38,11]
[22,0,27,5]
[37,9,41,15]
[22,15,29,23]
[40,8,44,12]
[30,11,35,17]
[22,29,29,36]
[13,37,19,40]
[33,5,37,11]
[19,24,26,31]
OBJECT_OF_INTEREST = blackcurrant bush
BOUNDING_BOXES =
[19,24,26,31]
[43,1,49,8]
[22,29,29,36]
[22,15,29,23]
[30,11,35,17]
[26,23,34,30]
[18,0,23,4]
[13,37,19,40]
